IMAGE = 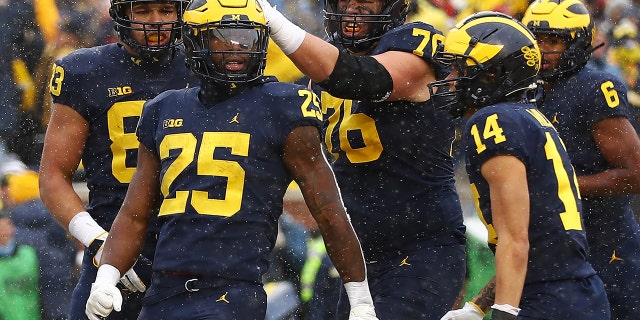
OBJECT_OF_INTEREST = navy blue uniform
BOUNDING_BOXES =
[135,78,322,319]
[49,43,197,319]
[539,66,640,319]
[315,22,466,319]
[464,103,610,319]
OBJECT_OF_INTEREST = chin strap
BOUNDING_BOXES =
[198,78,265,106]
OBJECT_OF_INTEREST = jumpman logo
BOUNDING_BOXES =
[552,112,560,124]
[229,113,240,124]
[216,292,230,303]
[609,250,623,263]
[399,256,411,267]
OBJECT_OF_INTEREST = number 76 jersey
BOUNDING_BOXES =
[463,102,597,284]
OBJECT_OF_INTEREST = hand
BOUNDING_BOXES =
[119,254,152,292]
[349,304,378,320]
[441,302,485,320]
[254,0,305,54]
[85,280,122,320]
[255,0,275,22]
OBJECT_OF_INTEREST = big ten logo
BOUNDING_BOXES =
[163,119,184,128]
[108,86,133,97]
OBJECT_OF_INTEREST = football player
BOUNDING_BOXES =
[257,0,468,318]
[84,0,376,319]
[433,12,610,320]
[521,1,640,319]
[38,0,197,319]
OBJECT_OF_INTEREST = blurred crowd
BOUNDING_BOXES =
[1,0,640,319]
[4,0,640,167]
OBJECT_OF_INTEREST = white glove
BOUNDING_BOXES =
[86,265,122,320]
[120,265,146,292]
[255,0,305,54]
[349,304,378,320]
[441,302,485,320]
[120,254,152,292]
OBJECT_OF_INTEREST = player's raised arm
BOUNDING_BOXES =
[257,0,437,102]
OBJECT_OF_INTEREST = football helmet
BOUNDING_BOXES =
[324,0,409,53]
[428,12,540,119]
[110,0,189,63]
[521,0,595,80]
[182,0,269,84]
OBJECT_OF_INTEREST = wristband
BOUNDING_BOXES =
[344,279,374,308]
[467,301,486,316]
[263,5,306,54]
[491,304,520,316]
[490,309,517,320]
[69,211,107,247]
[95,264,122,286]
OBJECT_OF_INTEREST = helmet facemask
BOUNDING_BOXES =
[429,53,501,118]
[183,20,269,85]
[428,12,541,119]
[535,29,594,81]
[110,0,188,64]
[521,0,595,81]
[323,0,408,53]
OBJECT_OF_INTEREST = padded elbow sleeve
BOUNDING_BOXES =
[318,50,393,102]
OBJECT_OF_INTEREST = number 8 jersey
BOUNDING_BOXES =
[463,102,596,283]
[49,43,197,230]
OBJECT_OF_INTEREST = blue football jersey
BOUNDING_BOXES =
[313,22,464,261]
[464,103,596,283]
[538,66,640,319]
[136,78,323,282]
[49,43,197,230]
[538,66,640,256]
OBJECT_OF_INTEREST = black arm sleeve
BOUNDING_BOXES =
[317,50,393,102]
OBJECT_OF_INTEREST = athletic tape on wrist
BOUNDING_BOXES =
[265,7,305,55]
[491,303,520,316]
[344,279,374,307]
[68,211,107,247]
[96,264,122,286]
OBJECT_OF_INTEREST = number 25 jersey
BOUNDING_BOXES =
[136,78,323,282]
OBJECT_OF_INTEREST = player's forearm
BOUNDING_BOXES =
[470,276,496,313]
[101,208,147,272]
[578,169,640,196]
[287,34,339,83]
[39,172,87,231]
[308,197,366,283]
[493,241,527,307]
[319,214,367,283]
